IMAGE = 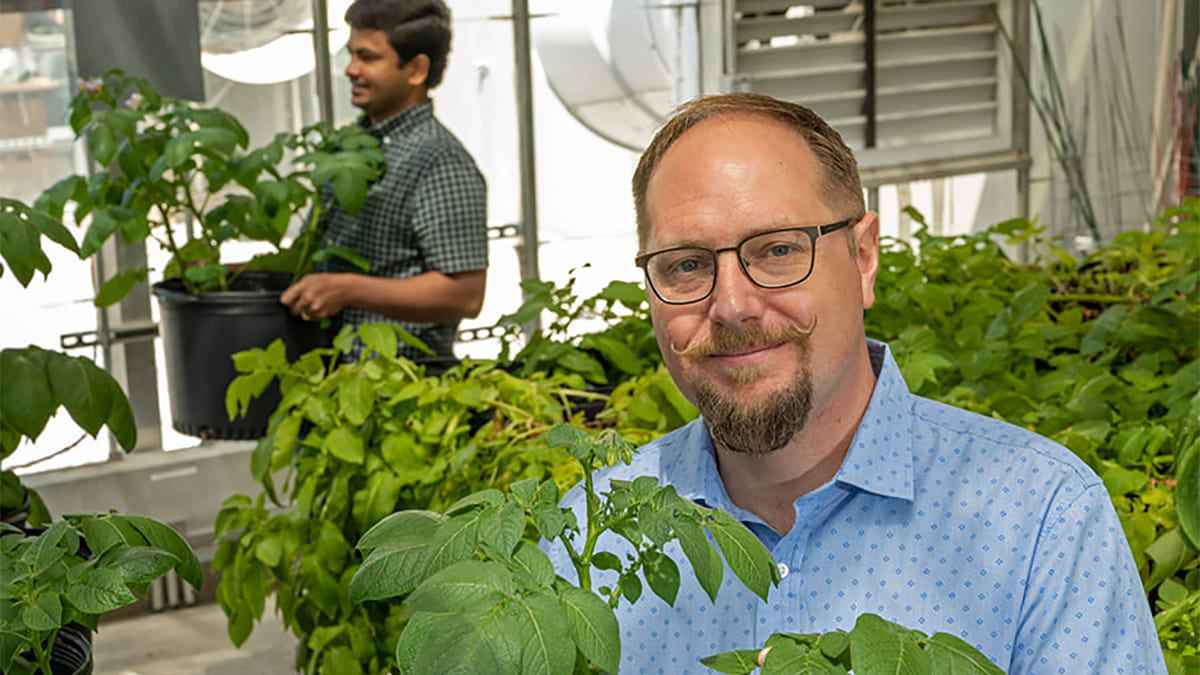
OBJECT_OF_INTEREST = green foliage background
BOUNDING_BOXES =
[216,200,1198,673]
[864,202,1200,669]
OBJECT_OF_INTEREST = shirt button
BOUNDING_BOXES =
[777,562,789,579]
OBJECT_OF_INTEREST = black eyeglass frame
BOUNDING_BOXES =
[634,219,854,305]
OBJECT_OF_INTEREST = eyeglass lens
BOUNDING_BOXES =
[646,229,815,303]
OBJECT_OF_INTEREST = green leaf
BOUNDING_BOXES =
[104,374,137,452]
[337,377,375,427]
[1177,442,1200,550]
[409,606,515,675]
[21,520,71,569]
[352,469,404,531]
[445,489,504,515]
[395,611,443,673]
[255,534,283,567]
[0,207,51,286]
[324,426,364,464]
[357,509,444,553]
[509,542,555,589]
[119,515,202,589]
[106,546,180,595]
[673,513,723,603]
[762,640,844,675]
[351,533,435,603]
[307,624,346,653]
[708,510,776,602]
[320,646,364,675]
[1080,304,1128,355]
[79,208,120,258]
[359,323,397,359]
[479,502,524,562]
[849,613,933,675]
[701,648,762,674]
[619,571,642,604]
[1009,283,1051,326]
[94,268,148,307]
[70,513,127,557]
[1099,462,1147,497]
[505,590,576,675]
[1145,527,1197,590]
[900,351,953,393]
[65,567,138,614]
[926,632,1005,674]
[643,549,680,605]
[509,477,539,506]
[405,560,514,614]
[89,123,119,166]
[22,592,62,631]
[591,551,621,571]
[580,333,643,375]
[0,347,55,440]
[424,512,482,576]
[558,584,621,674]
[315,245,371,272]
[46,353,112,436]
[531,504,569,541]
[25,204,79,255]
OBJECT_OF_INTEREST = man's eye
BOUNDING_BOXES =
[674,258,702,274]
[767,244,795,257]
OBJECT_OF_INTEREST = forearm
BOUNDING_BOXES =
[339,270,486,323]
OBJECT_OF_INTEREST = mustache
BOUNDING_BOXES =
[670,316,817,360]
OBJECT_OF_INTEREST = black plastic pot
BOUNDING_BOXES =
[153,272,330,440]
[12,623,93,675]
[1,490,31,528]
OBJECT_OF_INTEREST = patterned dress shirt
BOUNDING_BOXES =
[317,100,487,361]
[547,340,1165,674]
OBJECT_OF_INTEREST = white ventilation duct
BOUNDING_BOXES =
[198,0,350,85]
[533,0,692,151]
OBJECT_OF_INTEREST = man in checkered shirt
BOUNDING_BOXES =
[282,0,487,369]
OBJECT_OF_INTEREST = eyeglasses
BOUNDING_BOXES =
[634,220,853,305]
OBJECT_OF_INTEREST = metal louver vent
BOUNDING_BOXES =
[728,0,1024,179]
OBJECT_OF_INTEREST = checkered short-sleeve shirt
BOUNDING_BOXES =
[317,100,488,361]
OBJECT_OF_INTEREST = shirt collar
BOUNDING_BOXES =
[658,339,916,509]
[358,99,433,138]
[832,340,916,501]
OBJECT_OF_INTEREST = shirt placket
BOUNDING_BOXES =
[754,484,847,645]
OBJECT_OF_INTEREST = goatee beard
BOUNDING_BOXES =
[681,320,815,456]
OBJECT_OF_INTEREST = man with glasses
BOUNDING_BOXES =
[548,93,1163,674]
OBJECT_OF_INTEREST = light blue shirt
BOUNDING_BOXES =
[547,341,1164,674]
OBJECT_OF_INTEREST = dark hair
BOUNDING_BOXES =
[633,93,865,248]
[345,0,452,88]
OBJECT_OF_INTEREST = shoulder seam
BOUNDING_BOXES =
[911,398,1101,491]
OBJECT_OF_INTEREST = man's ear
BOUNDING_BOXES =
[405,54,431,87]
[852,212,880,309]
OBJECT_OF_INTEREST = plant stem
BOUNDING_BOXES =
[30,628,54,675]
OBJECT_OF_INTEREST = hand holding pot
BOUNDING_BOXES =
[281,273,353,321]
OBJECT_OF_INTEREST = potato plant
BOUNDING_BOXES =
[702,613,1004,675]
[214,326,625,674]
[349,424,779,674]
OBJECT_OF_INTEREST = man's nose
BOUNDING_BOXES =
[707,250,763,325]
[345,58,358,78]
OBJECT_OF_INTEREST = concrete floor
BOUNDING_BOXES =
[93,603,298,675]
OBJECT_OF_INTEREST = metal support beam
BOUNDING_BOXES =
[863,0,877,149]
[1011,0,1032,261]
[95,239,163,456]
[512,0,541,331]
[312,0,335,125]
